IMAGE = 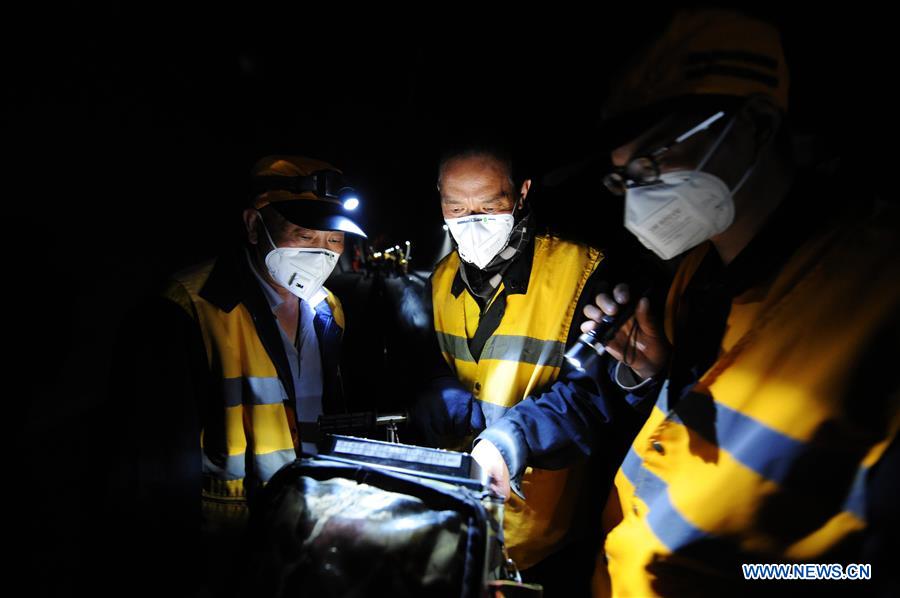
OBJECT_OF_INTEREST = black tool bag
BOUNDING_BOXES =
[241,458,501,598]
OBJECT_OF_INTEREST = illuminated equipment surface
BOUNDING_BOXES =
[245,434,541,597]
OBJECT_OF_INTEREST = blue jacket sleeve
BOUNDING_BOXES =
[476,353,655,493]
[476,262,662,488]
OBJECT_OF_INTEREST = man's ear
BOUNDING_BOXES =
[740,95,784,156]
[518,179,532,208]
[243,209,260,245]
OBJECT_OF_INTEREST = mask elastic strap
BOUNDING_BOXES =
[695,114,737,173]
[694,104,767,197]
[731,116,781,196]
[255,210,279,250]
[730,161,756,196]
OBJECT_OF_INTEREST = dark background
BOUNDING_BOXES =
[6,3,871,594]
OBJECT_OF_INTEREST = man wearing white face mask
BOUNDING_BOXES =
[411,141,645,595]
[466,10,900,597]
[119,155,366,595]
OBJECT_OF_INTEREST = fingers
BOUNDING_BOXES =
[583,303,604,321]
[603,316,654,365]
[613,283,630,305]
[580,285,658,367]
[583,284,636,335]
[471,440,511,500]
[595,293,619,315]
[490,476,511,501]
[586,293,619,318]
[633,297,659,337]
[587,284,631,319]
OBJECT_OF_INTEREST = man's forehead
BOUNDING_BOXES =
[441,176,507,200]
[441,158,509,193]
[443,154,509,179]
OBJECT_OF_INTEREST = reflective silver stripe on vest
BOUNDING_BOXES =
[202,451,246,481]
[481,334,565,367]
[202,448,297,482]
[222,376,289,407]
[437,331,565,367]
[255,449,298,482]
[435,331,472,361]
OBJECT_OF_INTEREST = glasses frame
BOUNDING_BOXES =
[603,111,728,196]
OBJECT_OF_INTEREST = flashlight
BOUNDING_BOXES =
[564,284,648,372]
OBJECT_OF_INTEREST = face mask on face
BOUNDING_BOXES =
[623,115,755,260]
[444,213,515,270]
[256,212,339,302]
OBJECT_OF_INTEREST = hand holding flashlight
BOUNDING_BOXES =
[567,283,669,380]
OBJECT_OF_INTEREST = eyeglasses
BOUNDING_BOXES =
[602,111,728,196]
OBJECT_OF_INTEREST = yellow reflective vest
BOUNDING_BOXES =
[164,255,346,539]
[596,208,900,597]
[432,234,603,569]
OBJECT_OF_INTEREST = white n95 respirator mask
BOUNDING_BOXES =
[257,213,339,302]
[444,213,515,270]
[623,114,755,260]
[624,170,737,260]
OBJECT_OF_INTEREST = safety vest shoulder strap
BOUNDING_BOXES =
[323,288,345,331]
[431,250,461,297]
